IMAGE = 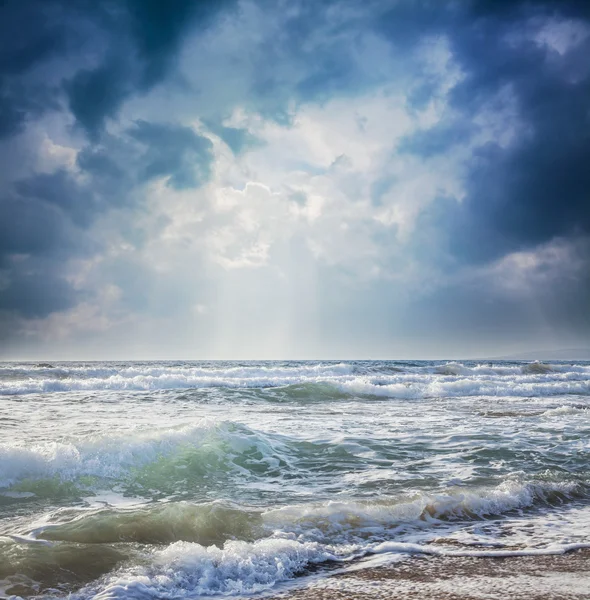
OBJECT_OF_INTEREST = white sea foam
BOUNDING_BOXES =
[83,536,590,599]
[90,538,346,599]
[541,404,589,416]
[90,534,590,600]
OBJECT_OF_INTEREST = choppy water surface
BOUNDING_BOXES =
[0,360,589,598]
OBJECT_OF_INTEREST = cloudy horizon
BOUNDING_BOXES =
[1,0,589,360]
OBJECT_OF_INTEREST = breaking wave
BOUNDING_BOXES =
[336,377,590,399]
[0,420,295,494]
[23,477,586,546]
[1,360,589,398]
[521,361,555,374]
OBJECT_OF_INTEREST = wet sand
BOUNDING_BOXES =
[272,549,590,600]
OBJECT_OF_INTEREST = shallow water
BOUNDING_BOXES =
[0,360,589,598]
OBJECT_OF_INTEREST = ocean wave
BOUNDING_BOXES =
[433,361,581,377]
[336,377,590,399]
[26,477,588,547]
[434,361,565,376]
[0,420,294,493]
[0,537,133,597]
[262,478,586,540]
[521,361,555,374]
[33,502,263,545]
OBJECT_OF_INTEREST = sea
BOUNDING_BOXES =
[0,360,589,598]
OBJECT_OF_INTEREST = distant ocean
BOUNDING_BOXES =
[1,360,589,598]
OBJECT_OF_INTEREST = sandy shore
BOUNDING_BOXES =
[271,549,590,600]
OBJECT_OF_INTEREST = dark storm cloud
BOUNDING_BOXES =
[0,0,233,140]
[395,0,590,264]
[0,118,214,329]
[0,256,79,318]
[0,1,224,329]
[402,235,590,345]
[378,0,590,339]
[0,186,90,321]
[448,22,590,262]
[0,171,99,323]
[4,0,387,342]
[128,120,214,189]
[0,0,67,138]
[0,191,85,259]
[125,0,226,87]
[65,59,132,141]
[470,0,590,20]
[65,0,236,137]
[14,170,98,227]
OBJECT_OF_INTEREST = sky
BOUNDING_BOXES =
[1,0,589,360]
